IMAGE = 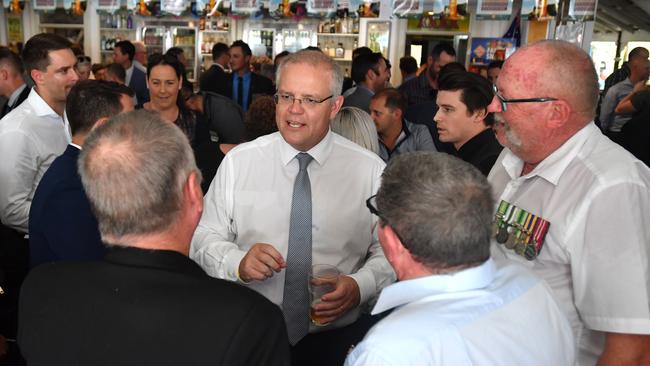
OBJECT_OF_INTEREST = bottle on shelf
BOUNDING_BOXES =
[126,14,133,29]
[328,41,336,58]
[335,43,344,59]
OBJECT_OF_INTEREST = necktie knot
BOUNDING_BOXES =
[296,153,313,171]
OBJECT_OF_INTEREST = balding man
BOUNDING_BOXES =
[600,47,649,140]
[0,47,29,119]
[132,41,147,73]
[19,110,290,365]
[487,40,650,365]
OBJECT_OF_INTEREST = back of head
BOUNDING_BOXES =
[431,42,456,61]
[438,71,494,125]
[230,40,252,57]
[276,49,344,98]
[245,95,277,141]
[331,106,379,154]
[133,41,146,53]
[66,80,133,136]
[79,110,199,244]
[114,41,135,62]
[437,62,466,81]
[106,63,126,83]
[165,47,184,60]
[399,56,418,75]
[211,42,229,60]
[22,33,72,74]
[372,88,406,116]
[351,52,384,84]
[514,40,599,121]
[0,46,24,75]
[628,47,649,62]
[376,152,493,269]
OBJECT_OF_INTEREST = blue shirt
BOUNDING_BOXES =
[232,72,251,112]
[345,259,575,366]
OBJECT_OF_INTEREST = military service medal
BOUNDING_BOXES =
[492,200,551,261]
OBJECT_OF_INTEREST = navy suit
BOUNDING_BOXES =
[29,145,105,268]
[129,66,150,106]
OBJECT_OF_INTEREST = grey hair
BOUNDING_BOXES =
[376,152,493,270]
[331,106,380,154]
[275,50,344,98]
[78,109,200,244]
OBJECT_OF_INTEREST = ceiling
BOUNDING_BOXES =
[594,0,650,36]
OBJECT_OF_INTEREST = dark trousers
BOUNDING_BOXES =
[0,225,29,338]
[291,313,385,366]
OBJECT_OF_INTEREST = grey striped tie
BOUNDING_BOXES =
[282,152,314,345]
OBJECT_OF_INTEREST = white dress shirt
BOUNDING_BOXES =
[191,130,396,330]
[0,88,69,232]
[345,259,575,366]
[488,122,650,365]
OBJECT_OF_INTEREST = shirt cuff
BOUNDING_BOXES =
[223,248,248,283]
[348,268,377,306]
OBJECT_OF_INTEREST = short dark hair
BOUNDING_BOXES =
[377,152,493,270]
[245,95,278,141]
[114,40,135,62]
[65,80,133,136]
[106,63,126,83]
[438,71,494,126]
[351,52,384,84]
[431,42,456,61]
[230,40,252,57]
[0,47,24,74]
[628,47,649,61]
[211,42,229,60]
[399,56,417,75]
[373,88,406,115]
[352,46,373,60]
[91,63,106,75]
[487,60,503,70]
[22,33,72,73]
[438,62,466,80]
[165,47,184,60]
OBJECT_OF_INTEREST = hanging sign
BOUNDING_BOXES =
[470,37,516,65]
[476,0,513,20]
[307,0,336,14]
[96,0,120,11]
[231,0,258,13]
[7,16,23,44]
[568,0,597,21]
[392,0,423,18]
[32,0,55,10]
[522,0,558,21]
[161,0,187,15]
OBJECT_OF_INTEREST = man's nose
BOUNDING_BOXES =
[487,96,502,113]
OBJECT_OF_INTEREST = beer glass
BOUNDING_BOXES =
[309,264,340,326]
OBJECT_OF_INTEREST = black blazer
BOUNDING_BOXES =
[0,85,30,119]
[199,64,230,97]
[228,72,275,110]
[18,247,291,366]
[129,66,150,106]
[28,145,105,268]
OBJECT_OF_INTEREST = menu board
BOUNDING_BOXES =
[568,0,597,21]
[307,0,336,13]
[231,0,258,12]
[476,0,513,20]
[96,0,121,11]
[161,0,187,15]
[392,0,423,17]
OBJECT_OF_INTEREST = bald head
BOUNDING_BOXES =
[505,40,599,123]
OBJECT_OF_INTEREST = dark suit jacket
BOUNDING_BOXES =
[129,66,150,106]
[199,64,230,97]
[202,91,245,143]
[28,145,105,268]
[343,86,374,114]
[18,246,291,366]
[227,72,275,110]
[0,85,30,119]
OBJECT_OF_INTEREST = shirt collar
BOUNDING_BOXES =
[70,142,82,150]
[214,63,225,71]
[8,84,27,107]
[372,259,497,315]
[357,84,375,96]
[279,129,334,167]
[234,71,251,81]
[28,88,61,118]
[501,123,596,184]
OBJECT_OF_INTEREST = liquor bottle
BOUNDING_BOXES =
[126,14,133,29]
[335,43,344,58]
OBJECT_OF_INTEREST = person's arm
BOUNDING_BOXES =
[614,81,648,114]
[414,123,437,152]
[0,130,38,233]
[597,333,650,365]
[599,89,617,131]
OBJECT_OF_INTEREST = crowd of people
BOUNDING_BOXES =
[0,31,649,366]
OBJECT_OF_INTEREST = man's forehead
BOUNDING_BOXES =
[47,49,76,68]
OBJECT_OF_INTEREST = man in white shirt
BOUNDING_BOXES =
[487,40,650,365]
[191,50,395,366]
[0,32,78,346]
[346,152,574,366]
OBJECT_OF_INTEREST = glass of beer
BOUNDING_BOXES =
[309,264,340,326]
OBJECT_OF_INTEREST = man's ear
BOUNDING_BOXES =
[473,108,488,124]
[547,99,571,129]
[184,170,204,215]
[30,69,43,86]
[379,223,407,258]
[329,95,344,120]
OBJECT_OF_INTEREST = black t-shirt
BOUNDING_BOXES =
[620,90,650,166]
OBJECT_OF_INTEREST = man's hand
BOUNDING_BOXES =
[238,243,286,282]
[312,275,361,324]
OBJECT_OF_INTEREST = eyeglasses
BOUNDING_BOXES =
[274,93,333,108]
[492,84,558,112]
[366,194,408,246]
